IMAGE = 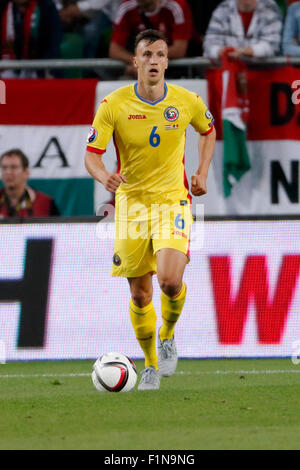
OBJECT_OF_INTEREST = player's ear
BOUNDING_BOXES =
[133,56,138,69]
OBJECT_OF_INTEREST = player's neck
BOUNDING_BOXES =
[136,80,165,103]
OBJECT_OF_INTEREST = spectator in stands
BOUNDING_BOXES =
[282,1,300,55]
[0,0,62,77]
[109,0,192,75]
[203,0,283,60]
[186,0,223,56]
[274,0,287,16]
[0,149,60,218]
[59,0,122,58]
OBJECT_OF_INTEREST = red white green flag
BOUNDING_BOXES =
[221,51,251,197]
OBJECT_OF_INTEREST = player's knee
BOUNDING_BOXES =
[131,290,152,308]
[159,278,182,298]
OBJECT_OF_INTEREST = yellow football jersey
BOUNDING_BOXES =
[87,82,214,209]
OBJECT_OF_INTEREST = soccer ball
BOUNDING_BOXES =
[92,352,137,393]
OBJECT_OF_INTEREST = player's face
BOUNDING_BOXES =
[237,0,256,12]
[134,40,168,85]
[0,155,29,191]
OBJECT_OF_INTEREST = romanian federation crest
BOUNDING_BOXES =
[87,127,97,143]
[164,107,179,122]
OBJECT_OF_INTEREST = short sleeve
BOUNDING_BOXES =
[86,98,114,154]
[190,93,215,135]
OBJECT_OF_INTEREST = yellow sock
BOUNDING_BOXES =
[129,298,158,369]
[159,282,187,341]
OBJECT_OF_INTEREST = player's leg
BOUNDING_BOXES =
[111,213,159,389]
[128,272,158,369]
[156,248,187,341]
[128,272,160,390]
[154,200,191,342]
[155,248,188,376]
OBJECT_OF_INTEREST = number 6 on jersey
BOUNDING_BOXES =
[149,126,160,147]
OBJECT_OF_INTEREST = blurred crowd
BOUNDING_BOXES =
[0,0,300,78]
[0,1,299,216]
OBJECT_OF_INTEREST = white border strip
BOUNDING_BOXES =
[1,369,300,379]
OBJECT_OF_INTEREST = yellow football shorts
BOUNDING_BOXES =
[111,201,193,278]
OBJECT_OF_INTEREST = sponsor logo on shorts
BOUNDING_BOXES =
[128,114,147,120]
[87,127,97,143]
[113,254,122,266]
[164,107,179,122]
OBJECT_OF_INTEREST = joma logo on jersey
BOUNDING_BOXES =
[128,114,147,120]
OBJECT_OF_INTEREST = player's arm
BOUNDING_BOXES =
[84,151,127,193]
[84,97,127,193]
[191,127,216,196]
[190,94,216,196]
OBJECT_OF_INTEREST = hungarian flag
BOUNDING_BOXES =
[0,79,98,215]
[221,51,251,197]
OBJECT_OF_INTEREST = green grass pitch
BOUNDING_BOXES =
[0,358,300,450]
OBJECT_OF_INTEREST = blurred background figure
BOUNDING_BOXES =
[282,0,300,55]
[109,0,192,77]
[273,0,288,16]
[0,149,60,218]
[58,0,122,67]
[0,0,62,77]
[203,0,283,60]
[186,0,223,56]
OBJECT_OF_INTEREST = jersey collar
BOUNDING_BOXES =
[134,82,168,106]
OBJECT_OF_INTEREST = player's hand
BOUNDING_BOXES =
[191,174,207,196]
[104,173,127,193]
